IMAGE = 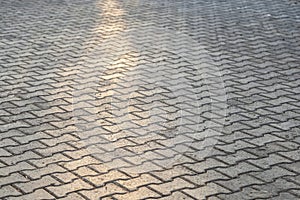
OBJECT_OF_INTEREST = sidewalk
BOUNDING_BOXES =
[0,0,300,199]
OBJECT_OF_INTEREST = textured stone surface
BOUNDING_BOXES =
[0,0,300,199]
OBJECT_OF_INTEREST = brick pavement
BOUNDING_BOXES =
[0,0,300,199]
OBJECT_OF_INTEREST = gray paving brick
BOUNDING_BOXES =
[250,166,295,182]
[15,175,60,193]
[157,191,193,200]
[85,170,130,187]
[183,182,231,199]
[6,189,55,200]
[80,183,127,199]
[0,185,22,199]
[149,177,195,195]
[36,143,76,157]
[47,179,93,198]
[0,161,36,177]
[1,151,41,165]
[216,174,263,192]
[55,193,85,200]
[22,163,66,179]
[216,161,260,178]
[117,173,161,191]
[13,132,52,144]
[184,158,227,174]
[53,171,78,184]
[6,141,47,154]
[218,186,272,200]
[0,173,29,187]
[251,178,300,197]
[278,149,300,161]
[183,169,230,186]
[272,192,300,200]
[30,153,71,168]
[113,186,161,200]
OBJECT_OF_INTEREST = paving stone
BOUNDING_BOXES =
[151,165,195,182]
[272,192,300,200]
[218,186,272,200]
[183,182,231,199]
[61,156,101,171]
[117,173,161,191]
[0,185,22,199]
[184,158,227,173]
[216,174,263,192]
[113,186,161,200]
[80,183,127,199]
[47,179,93,198]
[53,171,78,184]
[30,153,71,168]
[73,166,99,178]
[216,161,260,178]
[278,149,300,161]
[0,172,29,187]
[22,163,66,179]
[251,178,300,197]
[215,150,258,165]
[6,141,47,154]
[6,189,55,200]
[248,153,293,169]
[85,170,130,187]
[183,169,230,186]
[56,193,86,200]
[280,161,300,174]
[156,191,193,200]
[15,175,60,194]
[250,166,295,183]
[0,162,36,177]
[149,177,195,195]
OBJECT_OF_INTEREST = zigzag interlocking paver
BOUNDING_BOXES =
[6,189,55,200]
[0,0,300,199]
[46,179,93,198]
[113,186,161,200]
[14,175,60,194]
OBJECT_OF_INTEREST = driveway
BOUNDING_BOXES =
[0,0,300,199]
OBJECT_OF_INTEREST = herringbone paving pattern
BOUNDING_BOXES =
[0,0,300,199]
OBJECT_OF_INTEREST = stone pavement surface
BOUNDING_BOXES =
[0,0,300,199]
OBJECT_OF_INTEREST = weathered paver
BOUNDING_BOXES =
[0,0,300,199]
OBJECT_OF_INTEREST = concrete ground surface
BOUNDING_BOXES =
[0,0,300,199]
